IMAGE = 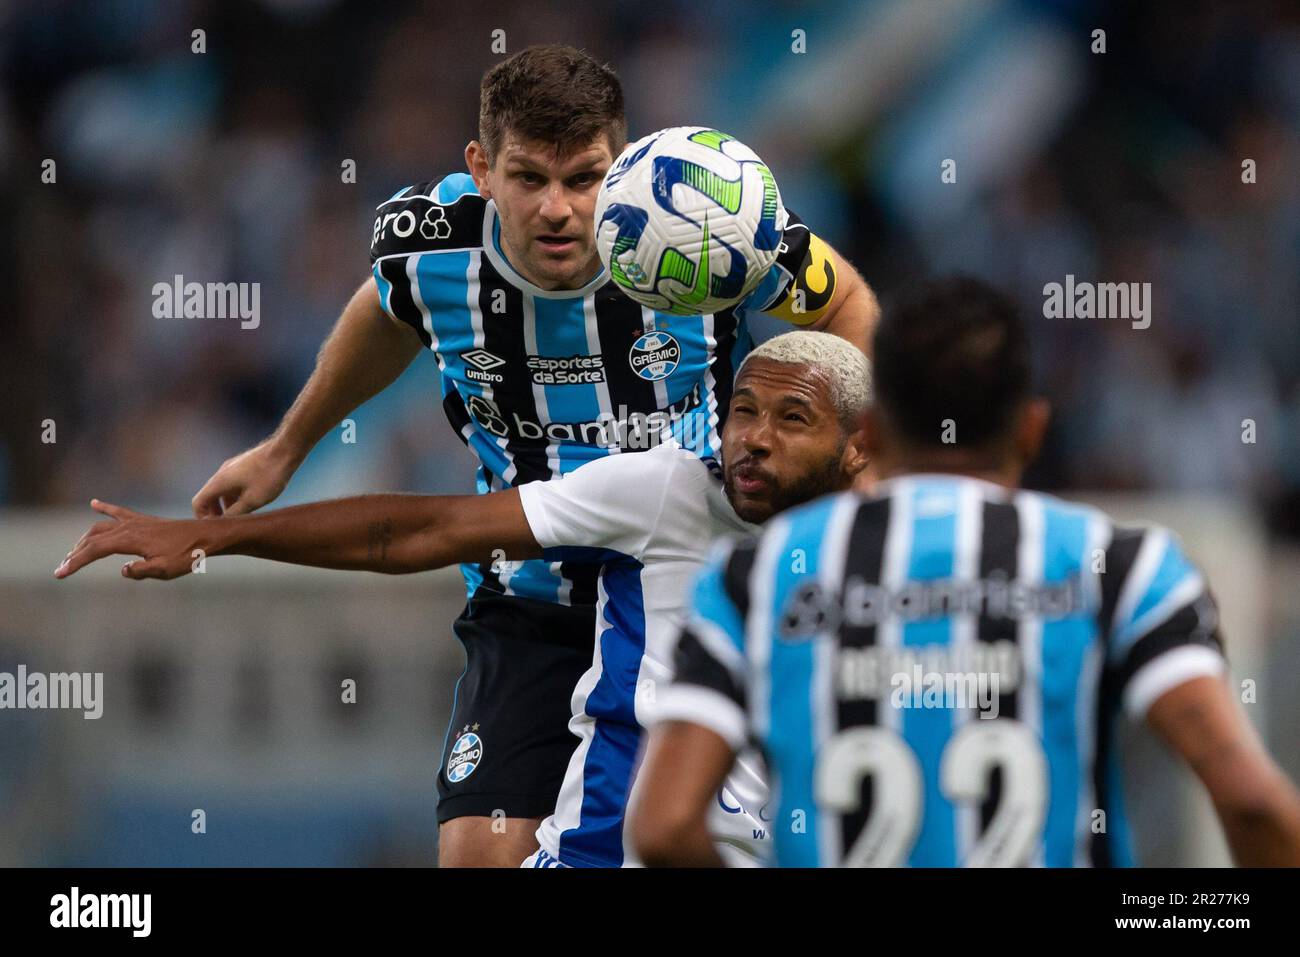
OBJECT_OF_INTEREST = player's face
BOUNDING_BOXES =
[722,359,861,524]
[471,133,613,291]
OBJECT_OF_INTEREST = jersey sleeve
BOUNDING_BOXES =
[651,537,757,750]
[515,446,679,559]
[1103,527,1226,720]
[732,207,838,327]
[369,174,483,336]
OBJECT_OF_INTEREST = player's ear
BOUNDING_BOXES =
[859,406,885,462]
[840,426,870,483]
[1014,398,1051,469]
[465,141,492,198]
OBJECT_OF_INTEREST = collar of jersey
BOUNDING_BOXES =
[869,473,1016,500]
[482,200,608,300]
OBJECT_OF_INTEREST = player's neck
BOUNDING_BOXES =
[873,456,1022,490]
[498,235,602,292]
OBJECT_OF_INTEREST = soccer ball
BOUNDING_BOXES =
[595,126,785,316]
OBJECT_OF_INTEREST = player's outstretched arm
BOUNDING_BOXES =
[55,492,540,581]
[191,277,422,517]
[629,721,734,867]
[1147,674,1300,866]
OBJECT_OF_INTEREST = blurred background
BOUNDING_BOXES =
[1,0,1297,865]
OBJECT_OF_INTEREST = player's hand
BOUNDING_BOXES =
[192,439,297,517]
[54,500,214,581]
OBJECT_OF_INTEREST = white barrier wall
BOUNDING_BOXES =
[0,509,470,866]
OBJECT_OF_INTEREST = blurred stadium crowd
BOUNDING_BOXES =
[1,0,1297,536]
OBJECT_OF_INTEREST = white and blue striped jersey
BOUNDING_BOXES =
[370,172,813,606]
[516,440,770,867]
[659,475,1226,867]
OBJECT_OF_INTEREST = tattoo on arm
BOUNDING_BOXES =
[367,519,394,563]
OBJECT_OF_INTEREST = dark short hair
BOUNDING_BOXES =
[479,45,627,165]
[872,277,1031,449]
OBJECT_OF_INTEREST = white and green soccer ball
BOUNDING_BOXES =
[595,126,785,316]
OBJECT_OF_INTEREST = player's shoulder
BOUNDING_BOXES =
[586,438,703,487]
[1020,486,1190,566]
[652,438,718,479]
[1098,515,1204,594]
[719,205,821,321]
[539,441,688,502]
[895,477,1109,540]
[1016,487,1208,620]
[369,173,486,263]
[1009,485,1113,531]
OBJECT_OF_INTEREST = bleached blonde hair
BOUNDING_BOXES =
[738,331,872,428]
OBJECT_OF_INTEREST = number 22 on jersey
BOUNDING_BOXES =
[814,719,1048,867]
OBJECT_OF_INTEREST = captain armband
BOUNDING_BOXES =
[765,233,837,326]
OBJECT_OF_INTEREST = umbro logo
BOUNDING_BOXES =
[463,349,506,371]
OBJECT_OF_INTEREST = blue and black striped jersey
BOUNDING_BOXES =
[658,475,1226,867]
[370,173,814,604]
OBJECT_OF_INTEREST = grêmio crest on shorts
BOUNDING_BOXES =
[369,172,810,605]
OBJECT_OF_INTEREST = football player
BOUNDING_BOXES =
[58,331,871,866]
[188,44,878,866]
[631,278,1300,867]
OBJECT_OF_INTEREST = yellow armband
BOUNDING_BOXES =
[764,232,837,325]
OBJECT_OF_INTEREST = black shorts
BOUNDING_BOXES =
[436,593,596,824]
